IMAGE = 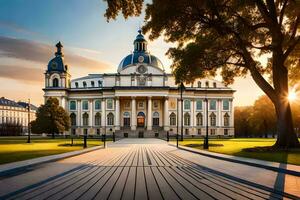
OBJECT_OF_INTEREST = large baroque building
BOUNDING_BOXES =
[43,30,235,137]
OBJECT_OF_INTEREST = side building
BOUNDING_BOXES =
[43,31,235,138]
[0,97,37,135]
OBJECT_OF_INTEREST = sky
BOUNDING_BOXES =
[0,0,264,106]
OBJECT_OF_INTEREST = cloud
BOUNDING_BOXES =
[0,36,112,72]
[0,65,43,83]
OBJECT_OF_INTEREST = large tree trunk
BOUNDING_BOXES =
[274,98,299,148]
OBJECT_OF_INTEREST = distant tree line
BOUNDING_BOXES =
[235,95,300,138]
[0,123,23,136]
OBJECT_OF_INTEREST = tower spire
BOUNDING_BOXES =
[55,41,64,57]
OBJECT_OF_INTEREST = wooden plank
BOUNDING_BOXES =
[144,166,163,200]
[108,167,130,200]
[135,166,148,200]
[122,167,136,200]
[137,147,144,167]
[151,167,180,200]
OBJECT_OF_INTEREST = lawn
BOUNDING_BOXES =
[175,138,300,166]
[0,136,104,164]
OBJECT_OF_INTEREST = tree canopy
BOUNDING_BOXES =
[31,97,70,138]
[104,0,300,148]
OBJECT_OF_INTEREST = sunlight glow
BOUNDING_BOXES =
[288,85,298,101]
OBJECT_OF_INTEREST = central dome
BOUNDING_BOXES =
[118,30,164,72]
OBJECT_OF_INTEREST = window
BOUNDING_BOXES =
[53,78,59,87]
[224,113,230,126]
[97,129,100,135]
[184,113,190,126]
[153,112,159,126]
[91,81,95,87]
[209,100,217,110]
[153,100,159,109]
[198,129,201,135]
[95,100,101,110]
[107,99,113,109]
[123,112,130,127]
[196,100,202,110]
[70,113,76,126]
[98,80,103,87]
[83,113,89,126]
[75,82,78,88]
[213,82,217,88]
[184,100,191,110]
[224,129,228,135]
[210,129,216,135]
[197,81,201,88]
[83,81,87,88]
[69,101,76,111]
[138,101,144,109]
[223,99,229,110]
[210,112,216,126]
[82,100,89,110]
[169,112,176,126]
[205,81,209,87]
[95,112,101,126]
[196,113,203,126]
[107,113,114,126]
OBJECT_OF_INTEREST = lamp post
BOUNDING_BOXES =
[176,98,179,147]
[179,82,185,141]
[27,98,31,143]
[203,97,209,149]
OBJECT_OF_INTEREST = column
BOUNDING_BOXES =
[115,97,120,130]
[178,98,182,130]
[89,100,93,127]
[163,97,169,131]
[203,99,207,128]
[230,99,234,127]
[190,99,195,133]
[218,99,222,126]
[131,97,136,130]
[101,98,106,130]
[77,100,81,127]
[147,97,152,130]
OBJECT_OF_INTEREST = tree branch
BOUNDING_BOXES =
[284,36,300,59]
[279,0,288,26]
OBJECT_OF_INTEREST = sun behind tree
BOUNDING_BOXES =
[31,97,70,138]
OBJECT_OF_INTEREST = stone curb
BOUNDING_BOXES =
[169,143,300,177]
[0,145,104,177]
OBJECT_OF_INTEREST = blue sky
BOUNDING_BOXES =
[0,0,263,106]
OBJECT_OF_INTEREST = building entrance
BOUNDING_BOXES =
[137,112,145,127]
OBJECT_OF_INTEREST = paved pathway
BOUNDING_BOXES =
[0,139,299,200]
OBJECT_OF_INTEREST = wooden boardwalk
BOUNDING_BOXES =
[2,139,292,200]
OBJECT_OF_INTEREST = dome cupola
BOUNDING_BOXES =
[47,41,68,72]
[134,29,147,52]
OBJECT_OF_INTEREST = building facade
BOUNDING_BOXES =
[0,97,37,135]
[43,31,235,137]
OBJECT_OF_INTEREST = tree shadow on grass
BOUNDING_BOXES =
[184,143,224,148]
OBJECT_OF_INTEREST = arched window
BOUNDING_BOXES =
[123,112,130,127]
[82,100,89,110]
[83,113,89,126]
[107,113,114,126]
[210,112,216,126]
[197,81,201,88]
[169,112,176,126]
[91,81,95,87]
[213,82,217,88]
[70,113,76,126]
[95,112,101,126]
[95,100,101,110]
[205,81,209,87]
[98,80,102,87]
[53,78,59,87]
[153,112,159,127]
[184,113,190,126]
[196,113,203,126]
[75,82,78,88]
[83,81,87,88]
[224,113,230,126]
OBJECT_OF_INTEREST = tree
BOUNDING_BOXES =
[104,0,300,148]
[31,97,70,138]
[234,106,253,137]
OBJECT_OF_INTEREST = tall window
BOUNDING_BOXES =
[123,112,130,127]
[196,113,203,126]
[184,100,191,110]
[95,100,101,110]
[197,81,201,88]
[70,113,76,126]
[210,112,216,126]
[53,78,59,87]
[205,81,209,87]
[82,100,89,110]
[75,82,78,88]
[95,112,101,126]
[184,113,190,126]
[98,80,103,87]
[69,101,76,111]
[223,99,229,110]
[196,100,202,110]
[213,82,217,88]
[169,112,176,126]
[107,113,114,126]
[224,113,230,126]
[107,99,113,110]
[91,81,95,87]
[83,113,89,126]
[153,112,159,126]
[83,81,87,88]
[209,100,217,110]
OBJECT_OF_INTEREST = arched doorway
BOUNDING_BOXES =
[137,112,145,127]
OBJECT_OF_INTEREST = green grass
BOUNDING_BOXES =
[176,138,300,166]
[0,137,104,164]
